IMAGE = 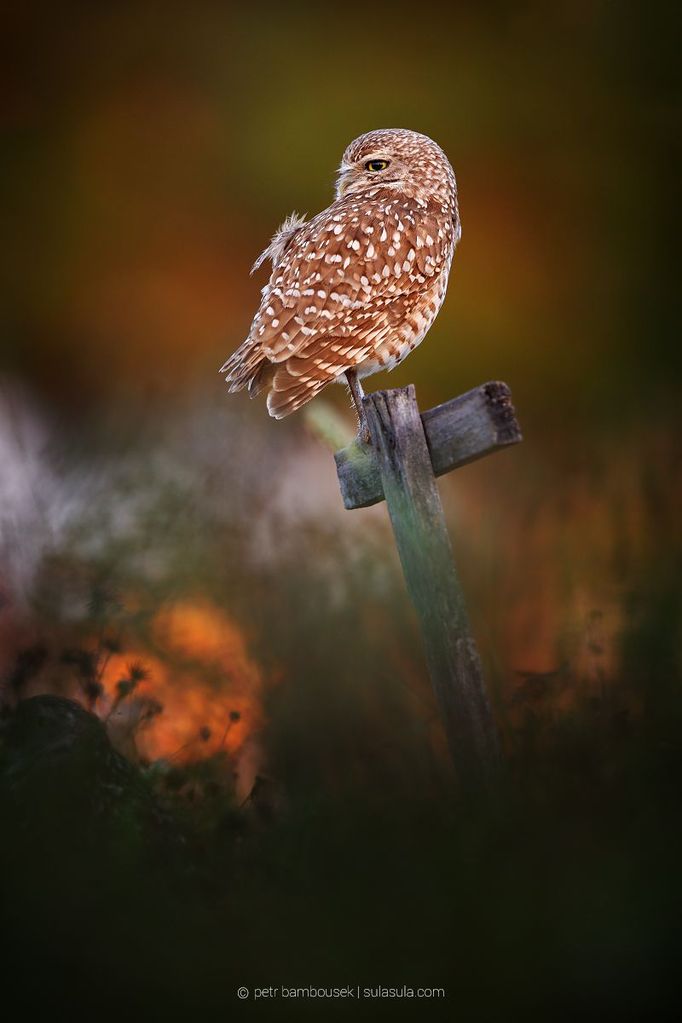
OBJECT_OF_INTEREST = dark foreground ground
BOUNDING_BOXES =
[1,669,681,1023]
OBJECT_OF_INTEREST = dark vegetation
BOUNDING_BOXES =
[1,568,680,1022]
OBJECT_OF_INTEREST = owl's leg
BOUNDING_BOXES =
[346,369,370,444]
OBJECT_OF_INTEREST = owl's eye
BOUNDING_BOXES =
[365,159,390,172]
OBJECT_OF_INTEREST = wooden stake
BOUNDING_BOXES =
[335,383,521,791]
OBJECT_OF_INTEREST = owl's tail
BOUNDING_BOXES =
[221,340,350,419]
[265,367,327,420]
[265,341,355,419]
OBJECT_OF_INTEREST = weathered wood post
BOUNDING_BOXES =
[334,381,522,791]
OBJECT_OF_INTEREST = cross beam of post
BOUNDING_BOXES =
[334,381,522,791]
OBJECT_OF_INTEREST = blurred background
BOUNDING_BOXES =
[1,1,680,1018]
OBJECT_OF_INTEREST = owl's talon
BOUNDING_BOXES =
[356,421,371,446]
[346,368,371,443]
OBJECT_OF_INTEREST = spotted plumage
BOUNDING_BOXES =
[220,128,461,421]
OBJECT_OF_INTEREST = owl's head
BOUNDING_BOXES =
[336,128,457,208]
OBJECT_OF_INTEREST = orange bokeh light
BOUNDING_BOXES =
[100,600,266,764]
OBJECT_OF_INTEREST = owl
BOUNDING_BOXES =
[220,128,461,431]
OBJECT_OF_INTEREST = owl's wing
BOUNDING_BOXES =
[221,194,454,413]
[259,196,451,357]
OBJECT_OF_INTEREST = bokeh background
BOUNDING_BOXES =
[1,2,681,1019]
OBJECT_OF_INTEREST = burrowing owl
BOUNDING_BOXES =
[220,128,460,429]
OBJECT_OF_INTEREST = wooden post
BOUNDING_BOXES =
[334,382,522,791]
[335,380,521,511]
